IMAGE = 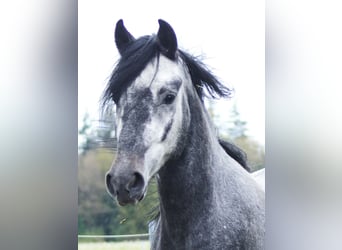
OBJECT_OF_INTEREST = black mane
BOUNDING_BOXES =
[219,139,250,172]
[103,35,158,106]
[178,50,232,100]
[102,34,232,107]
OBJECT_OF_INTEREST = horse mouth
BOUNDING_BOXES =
[116,192,145,206]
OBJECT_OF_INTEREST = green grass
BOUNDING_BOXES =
[78,241,150,250]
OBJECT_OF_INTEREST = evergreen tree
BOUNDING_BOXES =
[228,103,248,139]
[79,112,97,153]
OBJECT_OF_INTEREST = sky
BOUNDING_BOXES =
[78,0,264,145]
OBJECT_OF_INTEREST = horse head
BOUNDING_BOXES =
[105,20,191,205]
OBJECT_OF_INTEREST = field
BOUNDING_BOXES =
[78,241,150,250]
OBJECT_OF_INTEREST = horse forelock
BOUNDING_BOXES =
[102,33,233,112]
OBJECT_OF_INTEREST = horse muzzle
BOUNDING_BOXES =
[105,171,146,206]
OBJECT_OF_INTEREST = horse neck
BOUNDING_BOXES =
[157,93,224,230]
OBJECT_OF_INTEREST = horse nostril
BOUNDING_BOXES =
[105,172,116,196]
[128,172,145,192]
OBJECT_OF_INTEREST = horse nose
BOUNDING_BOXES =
[105,172,116,197]
[105,171,145,204]
[128,172,145,195]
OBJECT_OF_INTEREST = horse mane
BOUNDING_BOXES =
[102,34,232,107]
[178,50,232,100]
[218,139,250,172]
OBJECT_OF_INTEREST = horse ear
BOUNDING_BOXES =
[115,19,135,55]
[157,19,178,60]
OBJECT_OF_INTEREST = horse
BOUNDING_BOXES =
[104,19,265,249]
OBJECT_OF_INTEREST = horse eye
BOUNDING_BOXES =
[163,94,176,105]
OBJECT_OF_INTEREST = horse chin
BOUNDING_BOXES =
[116,192,146,206]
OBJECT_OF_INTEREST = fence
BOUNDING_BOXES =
[78,233,149,240]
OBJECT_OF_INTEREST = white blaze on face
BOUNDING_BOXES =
[142,55,189,178]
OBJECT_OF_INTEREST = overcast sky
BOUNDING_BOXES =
[79,0,264,145]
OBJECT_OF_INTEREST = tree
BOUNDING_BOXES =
[227,104,264,171]
[228,103,248,139]
[78,112,97,154]
[79,107,117,155]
